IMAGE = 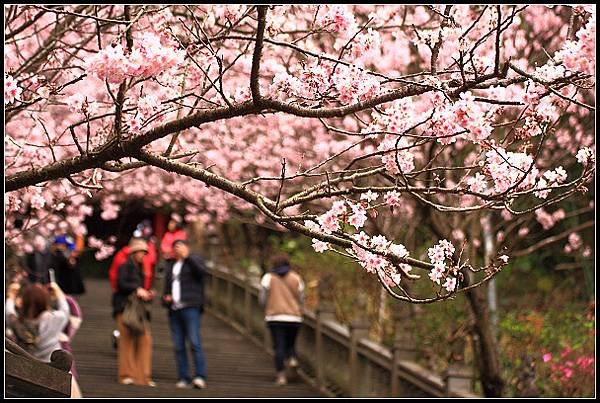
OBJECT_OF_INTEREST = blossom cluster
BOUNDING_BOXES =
[378,135,415,175]
[348,232,410,286]
[213,4,246,24]
[535,208,566,230]
[87,235,116,260]
[484,147,538,194]
[310,192,409,241]
[575,147,595,165]
[465,173,488,194]
[86,33,185,84]
[563,232,591,257]
[534,166,567,199]
[100,196,121,221]
[555,11,596,75]
[348,29,381,62]
[270,62,380,105]
[454,91,495,143]
[315,5,356,32]
[427,239,457,292]
[428,91,497,145]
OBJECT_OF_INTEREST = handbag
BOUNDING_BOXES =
[122,294,148,336]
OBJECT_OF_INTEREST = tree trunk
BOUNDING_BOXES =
[425,208,505,397]
[464,285,505,397]
[464,218,505,397]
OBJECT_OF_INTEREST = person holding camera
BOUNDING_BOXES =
[6,280,70,362]
[162,239,208,389]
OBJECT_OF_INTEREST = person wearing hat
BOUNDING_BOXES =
[162,239,208,389]
[112,237,156,387]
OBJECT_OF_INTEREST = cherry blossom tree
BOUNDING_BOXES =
[4,5,595,396]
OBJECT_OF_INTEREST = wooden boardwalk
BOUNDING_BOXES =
[70,279,322,397]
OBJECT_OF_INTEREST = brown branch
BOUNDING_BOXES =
[6,102,261,192]
[250,5,267,105]
[511,220,595,257]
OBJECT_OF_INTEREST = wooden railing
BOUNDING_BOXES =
[5,338,73,397]
[203,262,479,398]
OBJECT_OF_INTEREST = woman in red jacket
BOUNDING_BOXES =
[160,214,187,262]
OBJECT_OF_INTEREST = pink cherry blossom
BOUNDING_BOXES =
[318,211,341,234]
[348,211,367,229]
[442,277,457,292]
[429,264,445,285]
[383,191,402,207]
[576,147,595,164]
[312,239,329,253]
[331,200,348,216]
[360,190,379,202]
[5,74,23,105]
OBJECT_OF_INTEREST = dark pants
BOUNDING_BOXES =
[268,321,301,372]
[168,307,207,382]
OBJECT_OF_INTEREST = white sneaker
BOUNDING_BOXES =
[287,357,299,369]
[147,380,157,387]
[120,377,134,385]
[275,372,287,386]
[175,380,189,388]
[192,377,207,389]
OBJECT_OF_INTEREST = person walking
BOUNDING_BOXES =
[259,253,305,386]
[112,238,156,387]
[162,239,208,389]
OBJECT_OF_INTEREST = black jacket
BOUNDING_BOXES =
[54,252,85,295]
[163,254,206,312]
[25,250,52,284]
[25,249,85,295]
[112,257,147,319]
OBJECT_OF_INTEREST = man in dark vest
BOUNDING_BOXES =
[162,239,208,389]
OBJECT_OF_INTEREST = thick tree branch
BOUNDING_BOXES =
[250,5,267,105]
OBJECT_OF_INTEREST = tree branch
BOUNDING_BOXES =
[250,5,267,105]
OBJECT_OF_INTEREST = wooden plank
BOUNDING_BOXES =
[70,278,322,397]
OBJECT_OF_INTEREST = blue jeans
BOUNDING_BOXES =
[168,307,207,382]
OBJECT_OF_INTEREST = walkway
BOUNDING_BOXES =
[70,278,322,397]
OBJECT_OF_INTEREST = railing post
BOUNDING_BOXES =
[444,330,474,396]
[349,294,370,397]
[243,271,252,335]
[315,274,336,391]
[262,271,271,352]
[390,300,417,396]
[226,269,234,319]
